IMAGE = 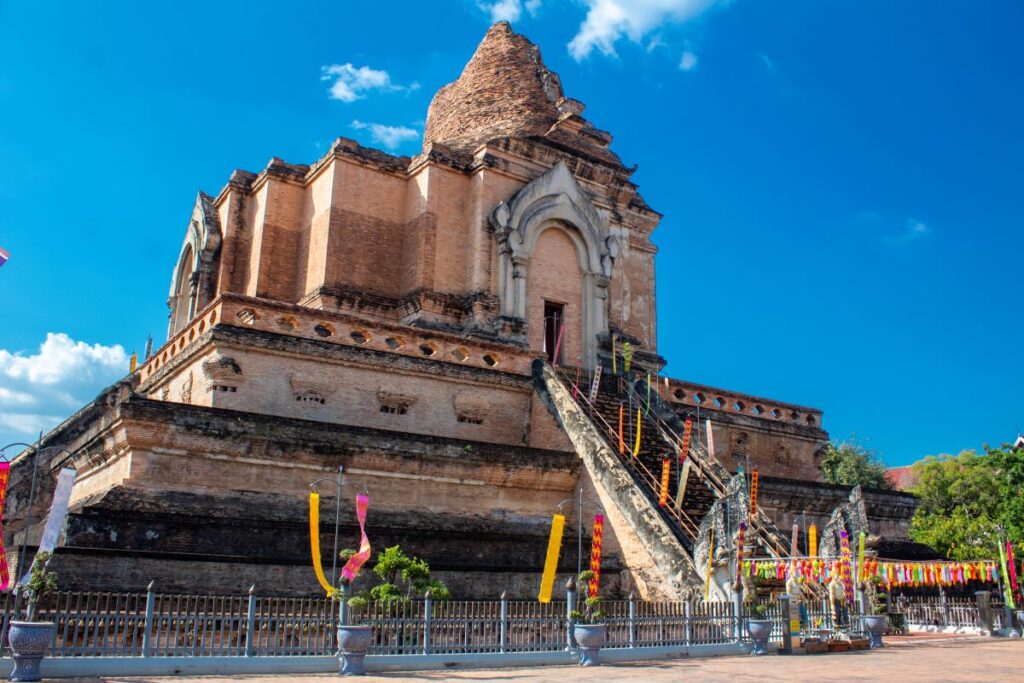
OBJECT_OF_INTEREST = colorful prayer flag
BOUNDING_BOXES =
[0,247,9,268]
[589,514,604,598]
[538,514,566,603]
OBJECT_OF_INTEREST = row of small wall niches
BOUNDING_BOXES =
[666,386,818,426]
[143,308,222,379]
[234,307,504,370]
[142,305,507,384]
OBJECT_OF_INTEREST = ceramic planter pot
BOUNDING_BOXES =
[863,615,886,649]
[8,621,56,682]
[747,619,773,656]
[337,624,372,676]
[573,623,607,666]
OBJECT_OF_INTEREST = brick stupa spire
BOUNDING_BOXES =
[423,22,621,165]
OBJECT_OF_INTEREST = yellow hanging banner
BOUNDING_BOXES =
[632,409,642,457]
[618,405,625,454]
[538,514,566,603]
[309,492,335,596]
[704,526,716,601]
[808,524,818,558]
[611,336,617,374]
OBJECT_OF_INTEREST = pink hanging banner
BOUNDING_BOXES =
[0,462,10,590]
[340,494,371,584]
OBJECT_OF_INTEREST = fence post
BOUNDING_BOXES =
[628,591,636,648]
[244,585,257,657]
[685,601,692,646]
[141,581,155,658]
[822,597,831,631]
[732,589,743,642]
[779,594,791,653]
[939,587,949,628]
[423,590,432,655]
[975,591,993,636]
[499,591,508,654]
[565,577,576,651]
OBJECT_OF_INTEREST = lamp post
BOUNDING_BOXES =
[310,465,349,623]
[556,487,605,604]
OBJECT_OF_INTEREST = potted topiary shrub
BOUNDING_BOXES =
[571,571,606,667]
[8,551,59,682]
[862,605,887,649]
[746,601,773,656]
[338,593,372,676]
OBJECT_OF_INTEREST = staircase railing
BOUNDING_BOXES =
[548,365,704,547]
[620,374,828,600]
[619,376,796,563]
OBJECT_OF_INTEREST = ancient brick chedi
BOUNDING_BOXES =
[6,23,919,599]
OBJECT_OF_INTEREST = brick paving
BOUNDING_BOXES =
[72,638,1023,682]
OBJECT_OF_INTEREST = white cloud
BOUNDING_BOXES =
[757,51,776,73]
[568,0,724,61]
[0,333,128,442]
[679,50,699,71]
[350,120,420,150]
[887,219,929,243]
[320,64,419,103]
[479,0,541,22]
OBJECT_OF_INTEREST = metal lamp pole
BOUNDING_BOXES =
[310,465,348,622]
[556,487,605,604]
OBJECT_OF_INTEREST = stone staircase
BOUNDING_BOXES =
[537,360,822,600]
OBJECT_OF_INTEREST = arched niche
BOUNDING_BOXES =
[167,192,222,337]
[489,161,618,368]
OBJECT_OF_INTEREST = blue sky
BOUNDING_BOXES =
[1,1,1021,465]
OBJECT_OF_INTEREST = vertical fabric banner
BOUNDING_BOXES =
[632,409,642,457]
[0,462,10,591]
[618,405,625,455]
[705,419,716,459]
[790,522,800,558]
[749,469,759,516]
[857,531,866,582]
[809,524,818,557]
[309,492,335,596]
[552,322,565,367]
[611,335,617,374]
[735,521,747,586]
[675,460,692,507]
[999,542,1015,609]
[704,527,715,601]
[588,514,604,598]
[840,530,854,604]
[679,417,693,463]
[588,364,603,403]
[19,467,76,587]
[1008,542,1020,604]
[658,458,671,507]
[340,494,371,583]
[623,342,633,372]
[538,514,566,603]
[645,372,651,414]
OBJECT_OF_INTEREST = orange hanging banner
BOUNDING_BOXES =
[679,417,693,463]
[659,457,671,507]
[749,469,759,515]
[588,514,604,598]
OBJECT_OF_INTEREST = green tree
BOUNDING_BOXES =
[908,443,1024,559]
[821,440,893,490]
[348,545,451,608]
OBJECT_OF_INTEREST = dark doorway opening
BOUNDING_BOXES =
[543,301,565,363]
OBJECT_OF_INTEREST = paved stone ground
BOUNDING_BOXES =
[74,638,1022,683]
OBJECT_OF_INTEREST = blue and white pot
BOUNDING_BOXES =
[747,619,773,656]
[573,623,607,666]
[337,625,372,676]
[863,615,886,649]
[8,621,56,682]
